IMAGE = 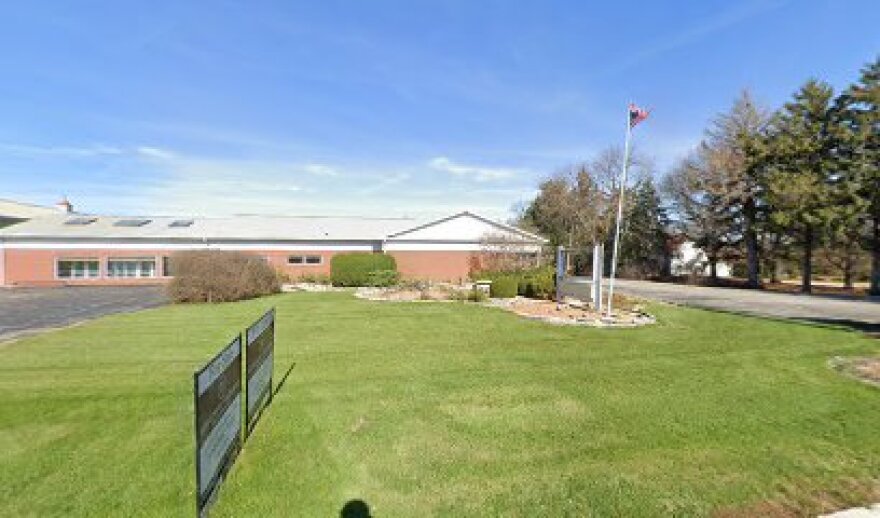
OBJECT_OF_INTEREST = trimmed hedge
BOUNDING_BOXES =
[477,265,556,300]
[489,277,518,298]
[330,253,398,287]
[167,251,280,303]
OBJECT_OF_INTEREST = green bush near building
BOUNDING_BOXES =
[330,253,398,287]
[477,265,556,300]
[489,276,518,298]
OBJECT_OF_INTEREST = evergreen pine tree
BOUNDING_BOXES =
[839,56,880,295]
[765,80,838,293]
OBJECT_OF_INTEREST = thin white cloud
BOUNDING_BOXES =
[0,143,125,158]
[1,142,527,219]
[603,0,788,76]
[358,172,410,195]
[302,163,339,177]
[428,156,520,182]
[136,146,176,160]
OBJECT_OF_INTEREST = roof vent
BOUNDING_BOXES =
[64,217,97,226]
[169,219,194,228]
[114,219,151,227]
[56,196,74,213]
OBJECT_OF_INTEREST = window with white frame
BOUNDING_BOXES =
[57,259,100,279]
[107,257,157,278]
[288,255,322,265]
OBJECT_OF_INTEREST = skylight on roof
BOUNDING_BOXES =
[113,219,151,227]
[169,219,194,228]
[64,217,97,226]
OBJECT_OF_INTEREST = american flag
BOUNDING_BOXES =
[629,103,649,128]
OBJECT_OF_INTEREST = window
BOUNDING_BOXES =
[64,217,97,226]
[57,259,100,279]
[113,218,151,227]
[107,257,157,278]
[288,255,322,265]
[162,256,174,277]
[169,219,193,228]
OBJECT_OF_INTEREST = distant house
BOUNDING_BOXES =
[670,241,732,278]
[0,210,546,287]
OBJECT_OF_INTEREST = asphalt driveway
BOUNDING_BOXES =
[594,279,879,332]
[0,286,167,341]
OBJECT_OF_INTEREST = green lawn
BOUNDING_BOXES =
[1,293,878,517]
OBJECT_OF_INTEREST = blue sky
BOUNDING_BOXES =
[1,1,877,219]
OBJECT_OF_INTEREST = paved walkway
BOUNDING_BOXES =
[0,286,167,341]
[563,278,879,332]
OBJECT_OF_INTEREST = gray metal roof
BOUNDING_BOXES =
[0,214,424,242]
[0,199,60,219]
[0,210,547,244]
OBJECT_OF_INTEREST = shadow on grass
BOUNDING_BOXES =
[273,361,296,398]
[801,319,880,338]
[340,499,371,518]
[660,303,880,338]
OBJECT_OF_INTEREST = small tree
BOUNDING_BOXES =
[476,233,540,273]
[618,178,672,279]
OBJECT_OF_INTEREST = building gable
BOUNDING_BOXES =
[386,212,544,243]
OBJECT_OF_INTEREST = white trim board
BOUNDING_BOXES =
[0,241,379,252]
[384,242,542,252]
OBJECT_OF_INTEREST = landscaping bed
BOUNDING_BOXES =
[488,296,655,327]
[354,284,655,327]
[831,356,880,387]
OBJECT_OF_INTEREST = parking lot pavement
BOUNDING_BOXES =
[587,279,879,333]
[0,286,167,341]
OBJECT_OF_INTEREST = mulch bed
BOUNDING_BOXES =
[830,356,880,387]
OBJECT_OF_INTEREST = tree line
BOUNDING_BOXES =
[519,56,878,295]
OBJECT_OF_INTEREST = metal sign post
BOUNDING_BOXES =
[592,243,604,313]
[555,246,565,304]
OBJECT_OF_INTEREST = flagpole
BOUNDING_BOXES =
[606,106,633,318]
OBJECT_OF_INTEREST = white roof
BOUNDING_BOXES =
[0,211,546,244]
[0,199,60,219]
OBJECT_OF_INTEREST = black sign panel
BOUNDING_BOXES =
[245,308,275,433]
[194,335,242,516]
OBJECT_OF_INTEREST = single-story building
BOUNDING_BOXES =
[0,210,546,287]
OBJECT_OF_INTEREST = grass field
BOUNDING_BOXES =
[1,293,879,516]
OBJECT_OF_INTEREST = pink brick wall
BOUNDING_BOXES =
[1,248,484,286]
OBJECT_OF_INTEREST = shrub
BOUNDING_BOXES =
[167,251,280,303]
[518,266,556,300]
[330,253,397,287]
[476,266,555,300]
[468,288,488,302]
[490,276,518,298]
[448,288,488,302]
[298,272,332,284]
[365,269,399,287]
